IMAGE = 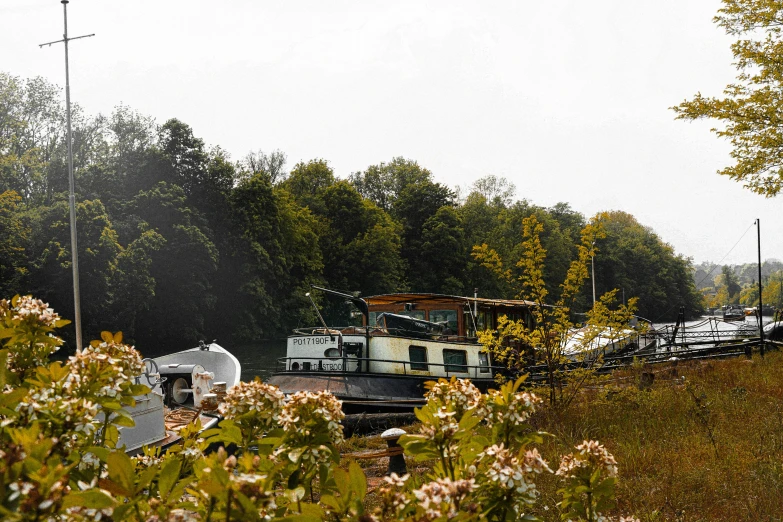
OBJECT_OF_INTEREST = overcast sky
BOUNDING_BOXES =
[3,0,780,265]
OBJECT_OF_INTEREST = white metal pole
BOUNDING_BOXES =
[62,0,83,352]
[40,1,94,351]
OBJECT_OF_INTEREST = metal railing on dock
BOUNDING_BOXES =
[276,356,504,380]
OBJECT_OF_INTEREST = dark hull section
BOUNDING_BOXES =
[268,372,496,412]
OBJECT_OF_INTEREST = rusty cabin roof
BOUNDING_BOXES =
[363,293,539,309]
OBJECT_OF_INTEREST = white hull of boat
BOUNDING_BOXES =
[117,342,241,453]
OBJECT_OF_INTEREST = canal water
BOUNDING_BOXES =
[233,340,287,382]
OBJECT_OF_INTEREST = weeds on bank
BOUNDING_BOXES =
[528,351,783,521]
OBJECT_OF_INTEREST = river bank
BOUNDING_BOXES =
[344,349,783,520]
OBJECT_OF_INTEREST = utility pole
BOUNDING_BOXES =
[40,1,94,352]
[756,219,764,355]
[591,242,596,306]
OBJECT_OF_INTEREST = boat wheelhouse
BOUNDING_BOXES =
[267,287,537,410]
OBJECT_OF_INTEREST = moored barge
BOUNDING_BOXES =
[267,287,537,410]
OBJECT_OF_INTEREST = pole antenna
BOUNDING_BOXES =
[39,1,94,352]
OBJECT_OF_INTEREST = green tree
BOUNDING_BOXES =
[350,158,455,293]
[0,190,30,296]
[673,1,783,195]
[588,211,703,321]
[417,206,467,295]
[475,214,637,409]
[158,118,208,195]
[763,270,783,308]
[393,179,456,291]
[458,192,512,298]
[77,105,159,213]
[461,193,583,303]
[720,265,742,303]
[320,180,404,297]
[349,156,433,212]
[238,148,287,185]
[0,73,65,204]
[109,228,166,340]
[469,174,516,206]
[281,158,335,215]
[221,173,323,340]
[25,199,122,343]
[283,161,405,302]
[127,182,219,350]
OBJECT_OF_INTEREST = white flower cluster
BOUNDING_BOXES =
[133,453,163,470]
[420,407,460,454]
[64,482,114,521]
[230,472,277,520]
[379,473,410,513]
[64,341,144,398]
[2,296,65,373]
[279,390,345,445]
[8,475,67,513]
[218,380,284,425]
[165,509,202,522]
[8,481,35,502]
[15,386,99,443]
[425,378,486,417]
[480,444,550,502]
[412,477,475,521]
[556,440,618,479]
[486,389,542,428]
[10,295,61,327]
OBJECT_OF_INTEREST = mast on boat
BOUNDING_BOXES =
[39,1,94,351]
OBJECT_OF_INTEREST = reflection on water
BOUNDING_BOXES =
[232,340,287,382]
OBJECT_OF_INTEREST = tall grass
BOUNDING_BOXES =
[530,351,783,521]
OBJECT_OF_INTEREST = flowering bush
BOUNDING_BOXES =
[0,295,70,381]
[390,376,638,521]
[218,378,285,448]
[0,295,635,521]
[0,296,149,521]
[556,440,628,522]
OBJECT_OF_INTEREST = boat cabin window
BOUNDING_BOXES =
[443,349,468,373]
[464,310,477,338]
[430,310,458,334]
[400,310,425,320]
[476,309,493,331]
[370,310,425,325]
[478,352,490,373]
[408,345,428,371]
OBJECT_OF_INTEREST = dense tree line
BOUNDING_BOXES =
[694,259,783,309]
[0,72,702,353]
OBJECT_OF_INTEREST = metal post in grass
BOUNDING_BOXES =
[381,428,407,476]
[757,219,765,357]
